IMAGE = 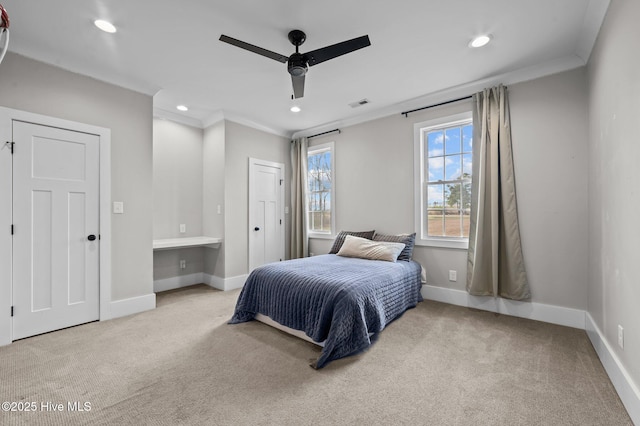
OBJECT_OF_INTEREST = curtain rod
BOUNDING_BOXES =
[401,95,473,118]
[308,128,340,139]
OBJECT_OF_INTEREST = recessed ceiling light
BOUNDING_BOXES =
[94,19,117,34]
[290,106,301,113]
[469,34,492,48]
[176,105,189,112]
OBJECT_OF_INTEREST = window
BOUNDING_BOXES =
[414,112,473,249]
[307,142,335,236]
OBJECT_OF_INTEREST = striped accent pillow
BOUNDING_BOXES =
[329,230,376,254]
[373,232,416,261]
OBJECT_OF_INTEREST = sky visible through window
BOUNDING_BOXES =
[425,123,472,238]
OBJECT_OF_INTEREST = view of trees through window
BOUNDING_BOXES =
[425,121,473,238]
[307,147,332,233]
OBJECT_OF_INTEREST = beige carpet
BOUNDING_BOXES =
[0,284,632,426]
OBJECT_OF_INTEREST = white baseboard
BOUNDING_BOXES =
[109,293,156,319]
[153,272,205,293]
[203,273,248,291]
[586,313,640,425]
[204,273,224,291]
[153,272,248,292]
[421,285,586,329]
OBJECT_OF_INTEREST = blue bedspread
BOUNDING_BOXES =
[229,254,422,369]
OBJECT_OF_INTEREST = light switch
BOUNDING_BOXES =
[113,201,124,214]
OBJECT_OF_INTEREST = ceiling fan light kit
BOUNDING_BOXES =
[219,29,371,99]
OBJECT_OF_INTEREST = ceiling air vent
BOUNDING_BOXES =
[348,98,370,108]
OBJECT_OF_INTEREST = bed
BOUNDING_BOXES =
[229,232,422,369]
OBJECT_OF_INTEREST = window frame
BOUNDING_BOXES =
[307,141,335,239]
[414,112,473,249]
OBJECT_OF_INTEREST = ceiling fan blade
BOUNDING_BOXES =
[305,35,371,67]
[219,35,289,63]
[291,74,305,99]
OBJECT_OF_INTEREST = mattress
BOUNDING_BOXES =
[229,254,422,368]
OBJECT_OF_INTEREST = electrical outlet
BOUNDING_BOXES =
[179,224,186,233]
[180,260,186,269]
[618,325,624,349]
[448,270,457,282]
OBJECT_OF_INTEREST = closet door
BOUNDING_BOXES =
[249,158,284,271]
[12,120,100,340]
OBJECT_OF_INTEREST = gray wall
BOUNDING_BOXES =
[153,118,203,239]
[309,67,589,309]
[202,120,226,277]
[0,52,153,302]
[153,118,205,281]
[154,119,290,281]
[587,0,640,395]
[223,121,290,278]
[509,69,589,309]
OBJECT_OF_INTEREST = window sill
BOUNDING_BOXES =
[308,233,334,240]
[415,238,469,250]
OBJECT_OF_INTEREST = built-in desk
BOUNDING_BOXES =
[152,236,222,250]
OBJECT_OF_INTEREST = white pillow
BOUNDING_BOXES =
[336,235,406,262]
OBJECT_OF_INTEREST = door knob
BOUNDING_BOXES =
[254,227,260,231]
[87,234,97,241]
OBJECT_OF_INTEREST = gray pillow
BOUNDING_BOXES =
[373,232,416,261]
[329,230,376,254]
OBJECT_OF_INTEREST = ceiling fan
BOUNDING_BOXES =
[219,30,371,99]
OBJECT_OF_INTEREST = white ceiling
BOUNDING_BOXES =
[2,0,609,137]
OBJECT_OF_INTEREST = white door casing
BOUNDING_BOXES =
[0,106,112,346]
[12,121,100,339]
[248,158,284,271]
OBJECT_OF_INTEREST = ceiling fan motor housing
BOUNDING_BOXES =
[219,28,370,98]
[288,52,308,77]
[288,30,306,47]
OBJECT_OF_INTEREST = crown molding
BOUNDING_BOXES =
[153,107,291,140]
[292,54,586,140]
[202,110,290,138]
[201,111,225,129]
[153,107,204,128]
[576,0,610,63]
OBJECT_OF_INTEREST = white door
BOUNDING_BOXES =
[249,159,284,271]
[12,120,100,340]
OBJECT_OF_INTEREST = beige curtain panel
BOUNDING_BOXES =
[466,85,530,300]
[290,137,309,259]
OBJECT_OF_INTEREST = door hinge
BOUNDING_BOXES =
[5,141,14,154]
[10,224,14,235]
[279,219,282,225]
[10,306,14,317]
[280,179,283,186]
